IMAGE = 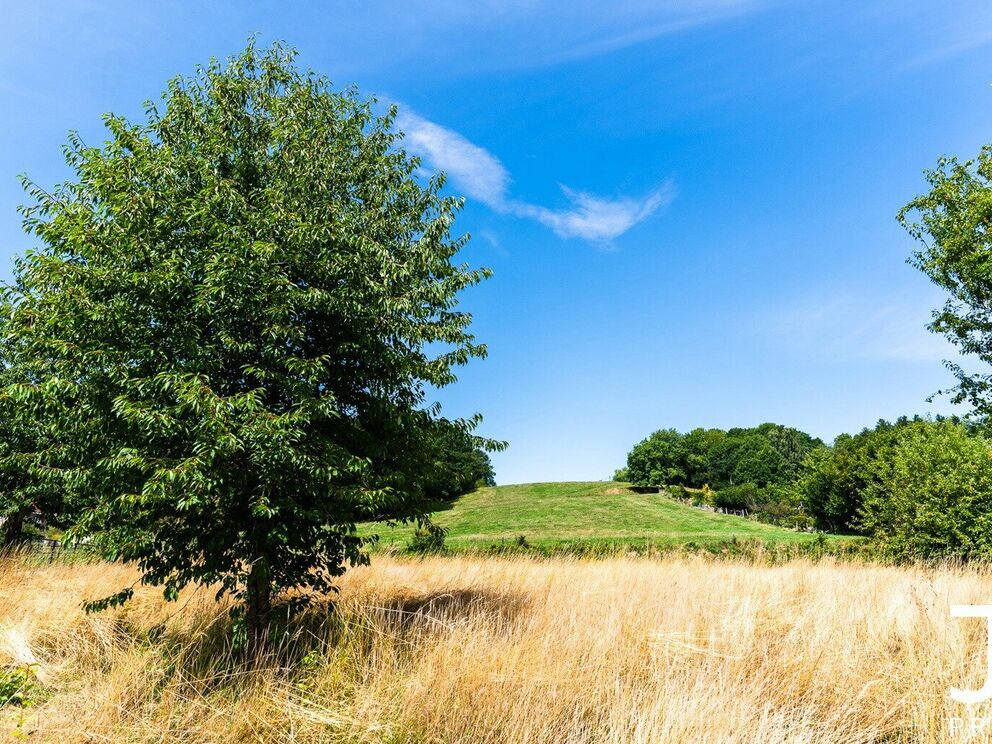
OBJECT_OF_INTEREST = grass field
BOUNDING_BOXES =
[367,481,845,552]
[2,551,989,742]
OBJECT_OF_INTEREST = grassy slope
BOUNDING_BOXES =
[368,481,844,551]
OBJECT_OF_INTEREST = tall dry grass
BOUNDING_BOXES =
[1,551,992,742]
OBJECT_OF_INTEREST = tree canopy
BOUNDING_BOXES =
[2,41,496,644]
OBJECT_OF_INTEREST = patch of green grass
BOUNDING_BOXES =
[364,482,857,553]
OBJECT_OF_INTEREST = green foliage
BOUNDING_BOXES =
[712,483,762,510]
[421,419,496,502]
[682,428,726,485]
[2,41,493,637]
[795,445,848,532]
[82,587,135,613]
[753,422,822,483]
[900,148,992,414]
[0,346,67,547]
[625,429,691,487]
[860,420,992,560]
[747,484,807,527]
[0,664,37,708]
[708,433,785,488]
[794,416,948,534]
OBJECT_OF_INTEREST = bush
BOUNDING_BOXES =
[860,420,992,559]
[751,486,809,528]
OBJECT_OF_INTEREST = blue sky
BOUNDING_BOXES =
[3,1,992,484]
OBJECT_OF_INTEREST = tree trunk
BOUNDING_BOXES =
[1,505,31,549]
[245,557,272,654]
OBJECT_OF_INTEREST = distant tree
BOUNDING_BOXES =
[900,147,992,413]
[795,444,851,533]
[622,423,820,491]
[702,424,819,489]
[754,423,822,482]
[625,429,690,487]
[702,435,737,488]
[727,433,786,487]
[421,420,496,501]
[4,42,495,647]
[681,427,725,487]
[796,417,957,535]
[612,467,630,482]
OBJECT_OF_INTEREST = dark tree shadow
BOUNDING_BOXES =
[375,587,529,628]
[114,584,529,694]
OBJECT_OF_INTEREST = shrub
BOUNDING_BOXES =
[860,420,992,559]
[406,527,448,555]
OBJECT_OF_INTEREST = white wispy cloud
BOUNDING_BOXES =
[396,110,670,243]
[514,186,674,242]
[757,291,957,363]
[529,7,756,68]
[397,112,511,210]
[898,2,992,72]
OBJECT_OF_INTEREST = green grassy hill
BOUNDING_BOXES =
[367,481,850,553]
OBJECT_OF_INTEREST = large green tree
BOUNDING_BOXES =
[3,42,495,645]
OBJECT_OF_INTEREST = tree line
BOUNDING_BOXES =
[616,415,992,558]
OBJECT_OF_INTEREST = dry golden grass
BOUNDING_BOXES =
[2,551,992,742]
